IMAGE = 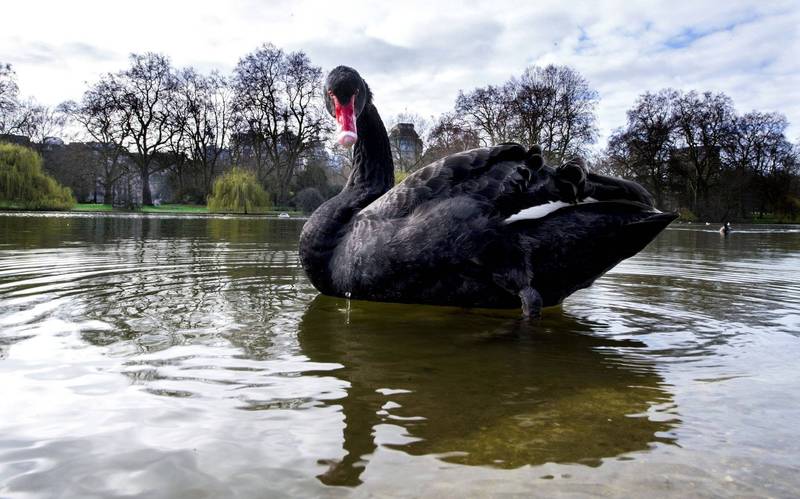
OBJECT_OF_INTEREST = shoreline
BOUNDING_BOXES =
[0,203,305,218]
[1,205,796,224]
[0,210,310,221]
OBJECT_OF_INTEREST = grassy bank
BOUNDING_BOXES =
[70,203,117,212]
[70,203,303,216]
[0,201,30,210]
[69,203,207,213]
[747,215,800,224]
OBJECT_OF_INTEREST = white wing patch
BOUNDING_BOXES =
[504,198,599,224]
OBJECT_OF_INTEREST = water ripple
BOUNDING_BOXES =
[1,215,799,497]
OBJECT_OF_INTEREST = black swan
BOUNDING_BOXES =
[299,66,677,317]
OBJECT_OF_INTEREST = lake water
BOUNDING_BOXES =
[0,213,799,498]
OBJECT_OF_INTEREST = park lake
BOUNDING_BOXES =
[0,212,799,497]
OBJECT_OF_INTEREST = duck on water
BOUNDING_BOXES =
[299,66,677,317]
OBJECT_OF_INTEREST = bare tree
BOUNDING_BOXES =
[16,102,70,144]
[606,89,678,206]
[174,68,232,197]
[508,65,598,161]
[726,111,790,177]
[672,91,735,212]
[0,64,43,137]
[423,112,480,162]
[724,111,795,216]
[67,76,131,205]
[453,65,598,162]
[231,44,328,204]
[0,63,19,132]
[115,53,179,205]
[601,88,800,220]
[455,84,514,146]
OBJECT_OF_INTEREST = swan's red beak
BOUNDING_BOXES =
[332,94,357,147]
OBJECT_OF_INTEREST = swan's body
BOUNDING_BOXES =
[300,67,676,316]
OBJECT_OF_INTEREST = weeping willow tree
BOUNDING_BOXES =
[0,142,75,210]
[207,167,271,214]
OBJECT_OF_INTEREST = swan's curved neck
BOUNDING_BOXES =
[346,102,394,195]
[299,101,394,293]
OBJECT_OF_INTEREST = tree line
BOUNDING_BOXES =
[604,89,799,220]
[1,45,798,220]
[1,45,333,210]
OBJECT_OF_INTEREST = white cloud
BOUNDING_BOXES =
[1,0,798,145]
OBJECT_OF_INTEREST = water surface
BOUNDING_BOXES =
[1,213,799,497]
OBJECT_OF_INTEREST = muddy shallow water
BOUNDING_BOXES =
[0,213,798,497]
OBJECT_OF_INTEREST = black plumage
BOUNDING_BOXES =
[299,67,676,316]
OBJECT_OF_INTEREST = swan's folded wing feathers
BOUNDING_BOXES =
[358,143,535,221]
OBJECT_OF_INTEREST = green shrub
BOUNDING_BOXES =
[0,142,75,210]
[207,167,271,214]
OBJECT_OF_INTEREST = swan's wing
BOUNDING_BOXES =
[334,144,545,294]
[357,143,543,221]
[334,144,605,302]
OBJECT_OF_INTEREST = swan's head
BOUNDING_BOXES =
[324,66,370,148]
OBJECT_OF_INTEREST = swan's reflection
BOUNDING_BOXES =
[298,295,678,486]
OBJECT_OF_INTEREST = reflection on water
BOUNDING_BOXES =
[299,297,676,486]
[0,213,799,497]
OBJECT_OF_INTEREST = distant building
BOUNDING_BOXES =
[389,123,423,172]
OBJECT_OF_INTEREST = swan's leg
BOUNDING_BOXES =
[519,287,542,319]
[488,245,539,318]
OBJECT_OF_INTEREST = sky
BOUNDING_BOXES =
[1,0,798,147]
